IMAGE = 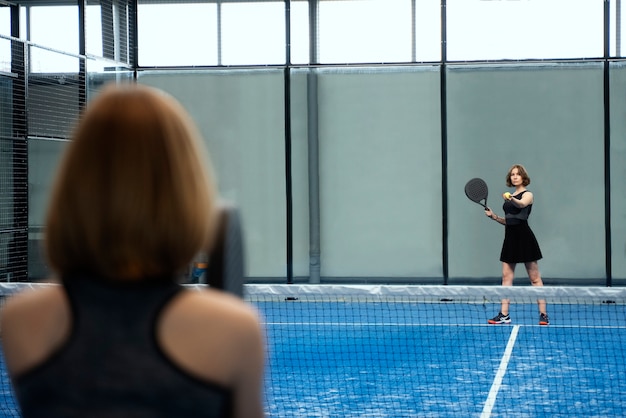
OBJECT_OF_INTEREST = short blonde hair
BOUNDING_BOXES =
[506,164,531,187]
[45,84,217,280]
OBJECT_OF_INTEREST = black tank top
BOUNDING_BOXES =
[503,190,532,225]
[12,275,233,418]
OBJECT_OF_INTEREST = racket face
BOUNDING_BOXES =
[464,178,488,207]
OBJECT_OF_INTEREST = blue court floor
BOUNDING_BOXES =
[0,299,624,417]
[259,300,626,417]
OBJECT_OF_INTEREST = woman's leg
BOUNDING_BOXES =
[500,262,516,314]
[525,261,547,314]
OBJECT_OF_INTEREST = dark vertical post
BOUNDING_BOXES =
[440,0,449,285]
[603,0,612,286]
[131,0,138,78]
[284,0,294,283]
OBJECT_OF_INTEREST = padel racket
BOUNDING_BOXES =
[464,178,489,209]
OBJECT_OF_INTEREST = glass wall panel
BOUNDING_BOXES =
[28,138,69,280]
[26,44,83,280]
[447,0,604,61]
[137,69,286,280]
[610,62,626,282]
[27,51,82,139]
[447,63,605,283]
[291,66,442,280]
[28,138,68,229]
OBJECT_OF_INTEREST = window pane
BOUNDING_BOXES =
[85,5,103,58]
[29,6,79,73]
[87,2,132,65]
[611,0,626,57]
[0,38,9,75]
[0,6,8,38]
[30,45,80,74]
[30,6,79,54]
[415,0,441,62]
[447,0,604,61]
[221,2,285,65]
[289,1,310,64]
[138,4,217,66]
[0,7,9,74]
[318,0,413,64]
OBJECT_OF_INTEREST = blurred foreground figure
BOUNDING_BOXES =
[0,84,265,418]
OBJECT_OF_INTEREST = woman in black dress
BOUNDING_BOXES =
[484,164,549,325]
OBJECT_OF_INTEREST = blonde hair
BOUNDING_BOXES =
[45,84,217,280]
[506,164,531,187]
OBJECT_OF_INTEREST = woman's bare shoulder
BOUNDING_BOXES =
[2,284,68,326]
[1,284,71,375]
[157,288,264,386]
[175,288,261,328]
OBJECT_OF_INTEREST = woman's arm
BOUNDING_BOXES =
[484,208,505,225]
[509,191,533,208]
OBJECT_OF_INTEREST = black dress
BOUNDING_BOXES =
[499,190,543,263]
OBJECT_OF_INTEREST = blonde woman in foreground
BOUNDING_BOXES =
[0,84,265,418]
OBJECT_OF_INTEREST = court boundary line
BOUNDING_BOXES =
[263,322,626,329]
[481,324,520,418]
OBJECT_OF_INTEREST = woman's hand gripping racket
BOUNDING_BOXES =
[464,178,489,209]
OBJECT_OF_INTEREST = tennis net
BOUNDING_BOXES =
[251,284,626,417]
[0,283,625,417]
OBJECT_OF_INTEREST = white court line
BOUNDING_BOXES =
[481,325,520,418]
[264,322,626,328]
